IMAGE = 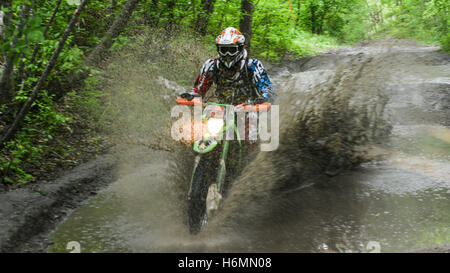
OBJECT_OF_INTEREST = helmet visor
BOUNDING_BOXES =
[218,46,239,56]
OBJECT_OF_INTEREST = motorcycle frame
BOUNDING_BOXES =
[188,102,243,197]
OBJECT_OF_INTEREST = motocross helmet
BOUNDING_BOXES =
[216,27,245,69]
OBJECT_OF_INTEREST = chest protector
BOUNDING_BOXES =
[212,58,256,104]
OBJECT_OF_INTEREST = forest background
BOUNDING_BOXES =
[0,0,448,186]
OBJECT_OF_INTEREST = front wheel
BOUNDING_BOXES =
[188,154,218,234]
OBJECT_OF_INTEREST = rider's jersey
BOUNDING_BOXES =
[191,56,274,104]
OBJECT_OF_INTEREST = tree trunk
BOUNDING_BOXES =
[192,0,197,28]
[195,0,217,36]
[166,0,176,30]
[65,0,140,87]
[0,53,14,106]
[16,0,36,88]
[0,3,7,38]
[84,0,141,67]
[18,0,56,92]
[309,0,318,34]
[144,0,159,27]
[64,0,141,92]
[0,0,88,146]
[0,3,31,105]
[0,1,12,105]
[295,0,301,28]
[239,0,254,52]
[109,0,117,15]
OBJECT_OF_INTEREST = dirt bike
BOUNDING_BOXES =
[176,94,270,234]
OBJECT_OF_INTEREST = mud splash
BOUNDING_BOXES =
[47,39,450,253]
[206,45,393,234]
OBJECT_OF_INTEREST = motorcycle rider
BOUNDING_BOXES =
[177,28,275,234]
[180,27,274,105]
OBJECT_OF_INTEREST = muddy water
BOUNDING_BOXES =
[48,41,450,253]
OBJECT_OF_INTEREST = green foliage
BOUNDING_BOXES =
[376,0,449,46]
[441,33,450,53]
[205,0,354,60]
[2,0,449,185]
[1,91,73,185]
[1,5,43,60]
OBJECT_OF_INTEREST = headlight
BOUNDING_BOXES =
[207,118,224,136]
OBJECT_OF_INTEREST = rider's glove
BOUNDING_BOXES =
[254,97,268,104]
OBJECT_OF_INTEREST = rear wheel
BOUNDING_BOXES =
[188,153,218,234]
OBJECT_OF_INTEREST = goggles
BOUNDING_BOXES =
[218,46,240,56]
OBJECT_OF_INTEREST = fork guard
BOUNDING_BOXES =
[193,138,218,153]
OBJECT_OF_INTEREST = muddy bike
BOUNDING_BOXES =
[176,95,270,234]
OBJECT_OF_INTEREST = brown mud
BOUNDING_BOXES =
[1,39,449,253]
[0,154,117,252]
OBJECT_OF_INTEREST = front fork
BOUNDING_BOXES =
[189,109,243,210]
[188,155,201,198]
[206,140,230,218]
[216,140,229,192]
[187,140,232,200]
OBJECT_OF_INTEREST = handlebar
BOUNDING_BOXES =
[176,97,203,106]
[235,102,271,112]
[176,97,271,112]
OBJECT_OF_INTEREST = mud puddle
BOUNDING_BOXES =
[47,40,450,253]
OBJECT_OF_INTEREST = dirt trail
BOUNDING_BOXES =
[1,39,449,253]
[0,155,117,252]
